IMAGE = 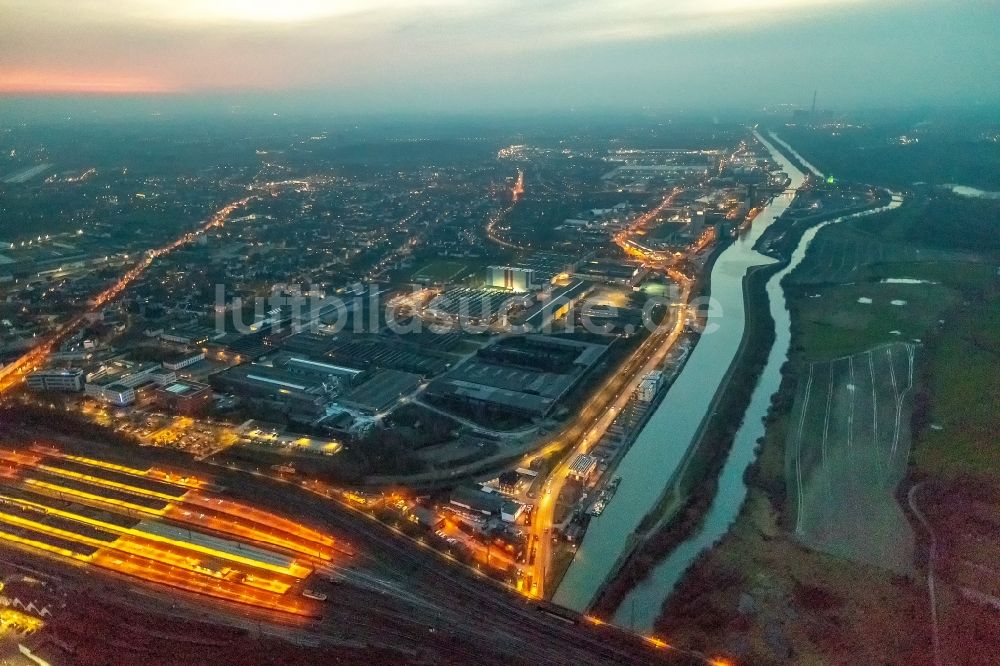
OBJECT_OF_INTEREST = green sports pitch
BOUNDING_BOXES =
[411,260,469,283]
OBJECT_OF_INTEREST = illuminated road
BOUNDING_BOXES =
[526,282,692,599]
[364,210,421,281]
[511,168,525,202]
[0,195,254,395]
[485,169,527,249]
[520,189,689,598]
[614,188,682,262]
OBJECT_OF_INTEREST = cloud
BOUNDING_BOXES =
[0,0,995,110]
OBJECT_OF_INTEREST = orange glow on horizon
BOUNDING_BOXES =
[0,69,176,95]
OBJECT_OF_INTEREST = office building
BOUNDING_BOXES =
[26,368,84,392]
[154,380,214,415]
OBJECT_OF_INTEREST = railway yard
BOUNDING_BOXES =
[0,445,332,617]
[0,437,708,664]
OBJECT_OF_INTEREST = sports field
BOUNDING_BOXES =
[785,342,916,573]
[410,260,468,283]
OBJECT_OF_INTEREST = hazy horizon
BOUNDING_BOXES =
[3,0,999,117]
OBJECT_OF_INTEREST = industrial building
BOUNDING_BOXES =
[449,485,525,524]
[426,335,608,419]
[567,454,598,482]
[509,251,579,284]
[161,351,206,371]
[426,287,525,326]
[326,335,453,377]
[279,331,341,357]
[157,323,223,346]
[487,266,536,293]
[339,369,422,415]
[271,353,366,389]
[518,281,591,333]
[210,364,331,419]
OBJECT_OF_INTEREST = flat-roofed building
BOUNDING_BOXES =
[84,360,164,406]
[280,331,340,357]
[87,382,135,406]
[162,351,206,371]
[159,323,222,346]
[425,335,608,419]
[147,366,178,386]
[85,360,161,389]
[155,380,213,415]
[340,369,421,414]
[567,454,598,482]
[272,353,365,389]
[26,368,84,392]
[519,281,591,333]
[210,364,328,418]
[449,485,525,523]
[426,287,523,326]
[637,370,664,402]
[427,379,556,418]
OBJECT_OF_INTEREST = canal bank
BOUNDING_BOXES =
[610,191,904,631]
[590,184,890,619]
[552,130,808,612]
[590,256,780,620]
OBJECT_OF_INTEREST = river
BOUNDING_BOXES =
[946,184,1000,200]
[552,130,807,612]
[610,192,904,632]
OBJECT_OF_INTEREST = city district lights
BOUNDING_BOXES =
[0,196,254,395]
[0,446,343,616]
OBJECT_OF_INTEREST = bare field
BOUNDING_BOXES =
[786,342,916,573]
[656,490,933,665]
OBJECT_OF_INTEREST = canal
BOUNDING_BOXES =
[552,130,807,613]
[613,185,903,630]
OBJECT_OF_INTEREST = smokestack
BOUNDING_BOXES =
[811,90,817,118]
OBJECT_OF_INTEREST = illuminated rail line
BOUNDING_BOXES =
[0,504,308,614]
[35,463,187,502]
[0,486,312,615]
[0,492,298,594]
[49,451,211,491]
[13,478,308,577]
[164,504,334,561]
[8,448,335,559]
[185,493,335,549]
[92,550,311,616]
[0,447,343,617]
